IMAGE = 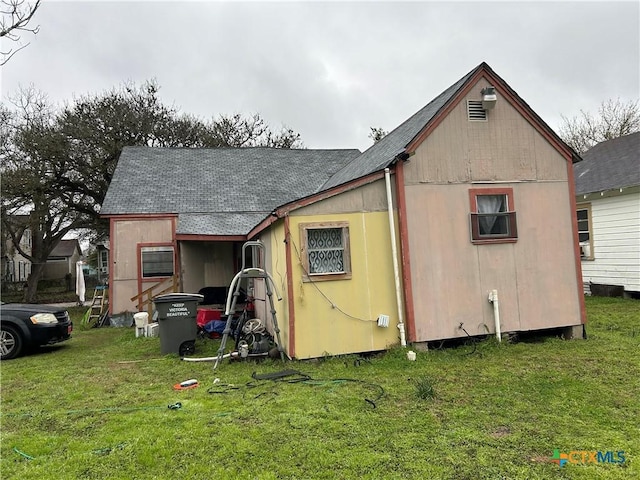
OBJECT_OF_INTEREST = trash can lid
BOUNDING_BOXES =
[153,293,204,303]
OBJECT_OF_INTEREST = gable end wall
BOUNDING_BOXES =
[402,77,581,341]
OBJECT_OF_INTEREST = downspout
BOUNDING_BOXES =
[385,168,407,347]
[488,289,501,342]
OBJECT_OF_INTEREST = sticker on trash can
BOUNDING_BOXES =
[166,303,189,317]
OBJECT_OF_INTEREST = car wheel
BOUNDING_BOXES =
[1,325,23,360]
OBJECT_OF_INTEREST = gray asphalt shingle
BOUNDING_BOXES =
[574,132,640,195]
[321,65,477,190]
[100,147,360,235]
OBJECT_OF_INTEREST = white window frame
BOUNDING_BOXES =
[576,203,594,260]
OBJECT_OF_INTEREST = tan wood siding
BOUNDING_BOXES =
[402,76,580,341]
[111,218,174,314]
[406,184,485,340]
[405,78,566,185]
[292,179,389,216]
[514,182,581,330]
[405,181,580,341]
[113,219,173,281]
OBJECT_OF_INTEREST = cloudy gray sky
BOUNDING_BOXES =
[1,1,638,151]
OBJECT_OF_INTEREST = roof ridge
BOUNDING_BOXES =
[320,62,483,191]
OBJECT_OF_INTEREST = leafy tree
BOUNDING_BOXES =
[559,98,640,154]
[1,0,41,65]
[1,81,303,302]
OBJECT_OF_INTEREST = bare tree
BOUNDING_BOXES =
[559,98,640,154]
[368,126,388,144]
[1,0,41,65]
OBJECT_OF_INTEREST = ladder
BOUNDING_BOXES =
[213,241,286,369]
[83,285,108,327]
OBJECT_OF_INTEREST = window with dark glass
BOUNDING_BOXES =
[141,246,174,278]
[576,204,593,259]
[469,188,517,243]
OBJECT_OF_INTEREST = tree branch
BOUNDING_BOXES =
[1,0,41,65]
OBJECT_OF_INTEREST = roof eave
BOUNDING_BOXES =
[248,170,388,238]
[404,63,579,165]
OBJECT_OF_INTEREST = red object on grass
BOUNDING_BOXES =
[196,308,222,327]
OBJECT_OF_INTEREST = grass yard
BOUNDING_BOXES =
[1,296,638,479]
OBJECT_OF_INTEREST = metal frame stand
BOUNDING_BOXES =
[213,241,286,370]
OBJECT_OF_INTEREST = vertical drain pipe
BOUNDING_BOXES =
[385,168,407,347]
[488,289,501,342]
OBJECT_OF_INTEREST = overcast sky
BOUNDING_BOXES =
[1,1,638,151]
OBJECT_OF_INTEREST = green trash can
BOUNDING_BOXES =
[153,293,204,356]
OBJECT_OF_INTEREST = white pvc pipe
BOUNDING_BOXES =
[488,289,501,342]
[182,352,268,362]
[182,353,236,362]
[385,168,407,347]
[224,267,282,315]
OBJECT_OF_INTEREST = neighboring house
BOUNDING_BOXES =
[2,215,32,282]
[101,62,585,359]
[96,241,110,283]
[42,239,83,280]
[574,132,640,297]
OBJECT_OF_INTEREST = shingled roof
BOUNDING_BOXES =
[50,239,82,258]
[100,147,360,236]
[322,67,476,190]
[574,132,640,195]
[322,62,580,190]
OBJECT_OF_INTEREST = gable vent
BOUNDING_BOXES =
[467,100,487,121]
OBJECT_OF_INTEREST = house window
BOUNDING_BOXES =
[300,222,351,281]
[469,188,517,244]
[99,250,109,273]
[141,246,174,278]
[576,204,593,259]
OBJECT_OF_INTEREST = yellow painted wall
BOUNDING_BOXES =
[258,222,290,358]
[267,210,402,359]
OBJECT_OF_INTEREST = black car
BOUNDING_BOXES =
[0,303,73,360]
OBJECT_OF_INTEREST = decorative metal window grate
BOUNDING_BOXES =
[467,100,487,121]
[307,228,345,274]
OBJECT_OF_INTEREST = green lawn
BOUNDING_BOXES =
[1,297,638,479]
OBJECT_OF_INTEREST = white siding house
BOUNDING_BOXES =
[575,133,640,297]
[2,220,32,282]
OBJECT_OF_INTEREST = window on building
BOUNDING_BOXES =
[141,246,174,278]
[576,204,593,259]
[99,250,109,273]
[469,188,517,243]
[300,222,351,281]
[22,229,31,247]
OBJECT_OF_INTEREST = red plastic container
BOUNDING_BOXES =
[196,308,222,327]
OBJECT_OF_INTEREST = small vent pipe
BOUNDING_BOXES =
[488,289,501,342]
